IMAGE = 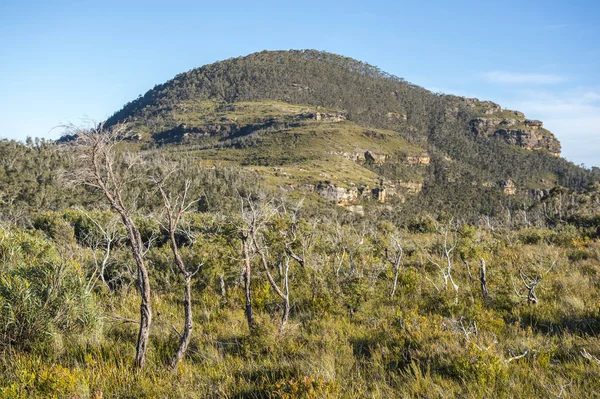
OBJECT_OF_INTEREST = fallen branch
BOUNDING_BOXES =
[507,350,528,362]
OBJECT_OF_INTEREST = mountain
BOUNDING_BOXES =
[100,50,593,216]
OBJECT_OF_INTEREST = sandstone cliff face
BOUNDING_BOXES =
[404,154,431,166]
[315,183,358,204]
[501,179,516,195]
[309,111,347,122]
[470,117,561,155]
[364,151,387,164]
[386,112,407,122]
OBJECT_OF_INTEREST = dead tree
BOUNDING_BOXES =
[154,173,200,369]
[243,198,293,331]
[241,231,254,328]
[69,123,152,368]
[427,218,459,303]
[383,233,404,299]
[512,269,542,304]
[279,201,314,269]
[479,258,489,299]
[253,242,291,330]
[235,195,272,330]
[512,260,556,305]
[78,209,122,292]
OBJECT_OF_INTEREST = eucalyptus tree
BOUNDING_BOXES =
[66,123,152,368]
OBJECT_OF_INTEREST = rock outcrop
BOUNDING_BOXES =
[501,179,516,195]
[364,151,387,164]
[386,112,407,122]
[470,117,561,155]
[404,154,431,166]
[315,182,358,204]
[308,112,347,122]
[371,187,386,203]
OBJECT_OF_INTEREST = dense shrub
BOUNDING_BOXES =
[0,229,99,350]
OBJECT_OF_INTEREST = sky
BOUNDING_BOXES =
[1,0,599,167]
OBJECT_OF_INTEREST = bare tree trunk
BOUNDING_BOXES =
[390,248,403,298]
[167,227,193,367]
[281,295,290,327]
[242,235,254,329]
[480,259,489,299]
[125,222,152,369]
[253,240,291,331]
[171,274,192,368]
[219,274,226,297]
[154,177,199,368]
[104,190,152,369]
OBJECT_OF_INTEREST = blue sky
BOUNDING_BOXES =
[1,0,599,166]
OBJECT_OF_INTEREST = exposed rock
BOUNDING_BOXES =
[470,118,502,136]
[315,182,358,204]
[481,100,502,111]
[470,117,561,154]
[494,129,561,153]
[405,154,431,166]
[308,112,347,122]
[530,189,550,201]
[298,184,315,193]
[499,119,518,127]
[291,83,309,91]
[524,119,543,129]
[386,112,407,122]
[501,179,516,195]
[327,151,366,162]
[398,182,423,194]
[371,187,386,203]
[364,151,387,164]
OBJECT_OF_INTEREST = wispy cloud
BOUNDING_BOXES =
[481,71,568,85]
[508,87,600,167]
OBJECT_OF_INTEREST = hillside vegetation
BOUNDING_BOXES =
[1,50,600,398]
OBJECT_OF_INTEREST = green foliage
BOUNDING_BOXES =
[0,229,99,350]
[2,50,600,396]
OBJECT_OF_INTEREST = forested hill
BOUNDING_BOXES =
[101,50,594,214]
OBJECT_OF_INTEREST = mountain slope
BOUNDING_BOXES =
[100,49,594,214]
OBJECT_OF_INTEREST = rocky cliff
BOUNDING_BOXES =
[465,100,561,155]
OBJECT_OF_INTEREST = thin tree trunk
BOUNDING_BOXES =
[390,249,403,298]
[168,227,193,368]
[253,240,290,331]
[126,224,152,369]
[242,236,254,329]
[281,296,290,327]
[480,259,489,299]
[171,275,192,368]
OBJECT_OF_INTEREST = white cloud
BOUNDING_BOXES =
[481,71,568,85]
[508,88,600,167]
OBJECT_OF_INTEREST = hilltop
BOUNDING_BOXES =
[94,50,593,215]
